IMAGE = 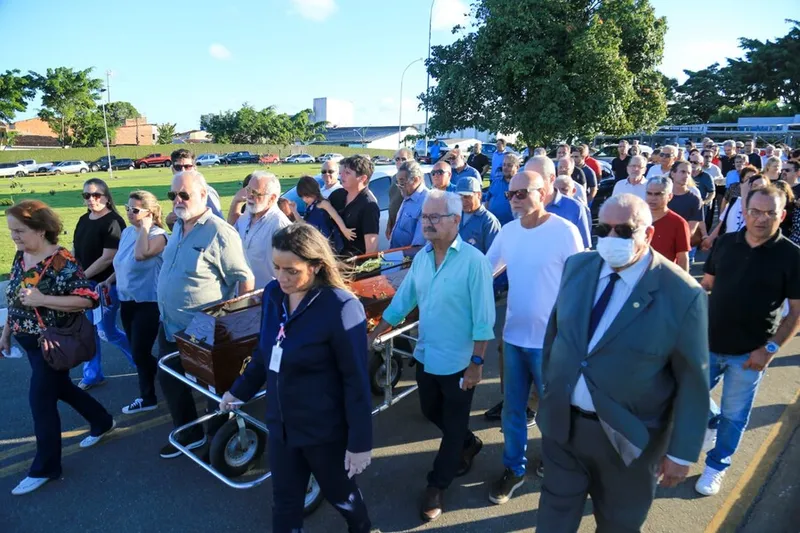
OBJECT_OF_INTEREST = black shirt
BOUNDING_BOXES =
[704,229,800,354]
[719,155,736,176]
[467,153,490,174]
[329,188,380,256]
[611,156,630,181]
[73,210,126,282]
[747,153,762,169]
[571,167,585,186]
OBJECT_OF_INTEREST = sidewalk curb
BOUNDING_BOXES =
[705,388,800,533]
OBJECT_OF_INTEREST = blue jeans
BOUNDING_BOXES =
[706,351,764,472]
[82,283,134,385]
[502,342,544,476]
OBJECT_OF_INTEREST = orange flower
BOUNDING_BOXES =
[22,271,40,288]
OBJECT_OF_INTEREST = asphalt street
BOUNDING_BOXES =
[1,296,799,533]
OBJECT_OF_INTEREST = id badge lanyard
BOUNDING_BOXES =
[269,322,286,373]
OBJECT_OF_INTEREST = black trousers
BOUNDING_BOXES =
[270,430,371,533]
[538,411,667,533]
[120,301,160,405]
[415,362,476,490]
[17,333,113,479]
[155,325,218,442]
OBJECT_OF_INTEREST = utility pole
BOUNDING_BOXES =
[105,70,113,104]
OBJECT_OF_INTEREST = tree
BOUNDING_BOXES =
[31,67,103,146]
[0,69,36,123]
[200,104,327,145]
[104,101,140,129]
[667,64,732,123]
[710,100,797,123]
[157,123,177,144]
[419,0,668,146]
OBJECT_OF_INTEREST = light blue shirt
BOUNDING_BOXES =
[459,205,501,254]
[390,185,429,248]
[113,226,167,303]
[485,178,513,225]
[725,169,740,188]
[383,235,496,375]
[546,191,591,249]
[491,150,507,182]
[452,164,482,183]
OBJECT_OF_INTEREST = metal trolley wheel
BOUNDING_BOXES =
[210,418,266,478]
[304,476,324,515]
[368,352,403,395]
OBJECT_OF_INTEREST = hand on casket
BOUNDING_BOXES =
[344,450,372,478]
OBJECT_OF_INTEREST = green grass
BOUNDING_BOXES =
[0,143,393,164]
[0,163,324,277]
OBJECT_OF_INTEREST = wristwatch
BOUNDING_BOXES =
[765,341,780,355]
[470,355,485,366]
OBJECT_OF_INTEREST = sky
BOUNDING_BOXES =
[1,0,797,132]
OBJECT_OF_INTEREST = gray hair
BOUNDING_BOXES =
[629,155,648,167]
[599,193,653,228]
[734,153,749,163]
[394,147,413,160]
[174,170,208,194]
[646,176,673,195]
[765,156,782,169]
[527,155,556,178]
[398,160,424,182]
[533,147,547,157]
[723,139,736,149]
[425,189,462,216]
[555,174,574,187]
[661,144,678,156]
[503,153,520,166]
[250,170,281,197]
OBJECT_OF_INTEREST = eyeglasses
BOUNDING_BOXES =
[395,178,410,187]
[660,153,674,158]
[595,223,640,239]
[689,160,703,166]
[125,205,148,215]
[320,169,336,175]
[167,191,191,202]
[82,192,104,200]
[421,213,455,224]
[246,188,267,199]
[504,187,542,200]
[431,169,448,176]
[746,208,780,220]
[173,164,194,171]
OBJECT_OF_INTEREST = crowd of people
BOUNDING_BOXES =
[2,139,800,532]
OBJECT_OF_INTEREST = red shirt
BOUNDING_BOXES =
[651,209,691,262]
[585,156,602,180]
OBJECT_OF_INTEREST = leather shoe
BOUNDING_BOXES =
[420,486,443,522]
[456,435,483,477]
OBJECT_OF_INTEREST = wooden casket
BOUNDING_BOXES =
[173,247,421,395]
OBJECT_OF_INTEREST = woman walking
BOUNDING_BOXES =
[103,191,168,414]
[73,178,132,390]
[220,224,373,533]
[2,201,115,496]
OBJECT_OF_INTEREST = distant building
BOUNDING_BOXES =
[311,97,355,128]
[10,116,157,146]
[313,125,418,151]
[414,124,520,146]
[173,129,213,143]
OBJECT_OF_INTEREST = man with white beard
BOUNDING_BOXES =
[233,171,292,289]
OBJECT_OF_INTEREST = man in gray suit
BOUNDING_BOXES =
[537,193,710,532]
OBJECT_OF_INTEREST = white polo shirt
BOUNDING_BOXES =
[234,206,292,289]
[612,178,648,200]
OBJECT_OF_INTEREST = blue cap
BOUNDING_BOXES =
[456,176,481,195]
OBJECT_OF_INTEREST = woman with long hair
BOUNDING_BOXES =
[289,175,355,253]
[104,191,168,414]
[220,224,373,533]
[702,174,770,250]
[3,201,115,495]
[75,178,132,390]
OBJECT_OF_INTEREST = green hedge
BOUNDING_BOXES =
[0,144,394,164]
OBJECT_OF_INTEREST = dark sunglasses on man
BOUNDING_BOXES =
[82,192,104,200]
[595,223,639,239]
[320,169,336,175]
[173,163,194,171]
[504,187,541,201]
[167,191,191,201]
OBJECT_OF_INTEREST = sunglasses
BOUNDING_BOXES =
[659,153,674,158]
[173,164,194,171]
[167,191,191,202]
[125,205,147,215]
[431,169,447,176]
[504,187,542,200]
[82,192,104,200]
[320,169,336,175]
[595,223,639,239]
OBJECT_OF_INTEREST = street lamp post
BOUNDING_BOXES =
[352,128,366,148]
[424,0,436,159]
[399,58,423,149]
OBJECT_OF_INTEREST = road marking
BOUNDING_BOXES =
[0,413,173,480]
[705,388,800,533]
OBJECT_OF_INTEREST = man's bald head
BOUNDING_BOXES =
[556,156,574,175]
[510,170,544,191]
[509,170,545,218]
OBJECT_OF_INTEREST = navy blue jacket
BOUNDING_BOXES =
[229,281,373,452]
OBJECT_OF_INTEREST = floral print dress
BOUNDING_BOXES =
[5,248,98,336]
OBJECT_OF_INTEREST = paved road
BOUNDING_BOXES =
[1,303,799,533]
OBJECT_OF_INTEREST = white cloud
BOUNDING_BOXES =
[209,43,232,60]
[290,0,337,22]
[431,0,469,31]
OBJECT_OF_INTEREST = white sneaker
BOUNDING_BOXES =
[702,428,718,453]
[11,476,50,495]
[79,420,117,448]
[695,465,726,496]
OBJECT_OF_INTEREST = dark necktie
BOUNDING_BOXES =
[588,273,620,342]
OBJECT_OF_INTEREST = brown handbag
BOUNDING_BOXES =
[32,251,97,371]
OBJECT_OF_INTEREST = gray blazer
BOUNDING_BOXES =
[540,250,710,463]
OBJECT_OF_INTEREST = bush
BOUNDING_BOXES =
[0,199,12,206]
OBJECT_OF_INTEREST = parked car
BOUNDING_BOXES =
[259,153,280,164]
[285,154,315,164]
[316,153,344,164]
[196,153,221,166]
[48,160,90,174]
[221,151,260,165]
[0,162,28,178]
[372,155,393,165]
[281,164,434,251]
[135,153,172,168]
[589,177,616,224]
[86,156,117,172]
[16,159,53,173]
[101,158,136,171]
[590,144,653,163]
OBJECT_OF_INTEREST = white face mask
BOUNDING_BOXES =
[596,236,638,268]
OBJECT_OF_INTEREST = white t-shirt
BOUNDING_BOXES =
[612,178,648,200]
[719,198,745,234]
[645,165,671,180]
[321,182,342,199]
[486,215,582,349]
[703,164,723,180]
